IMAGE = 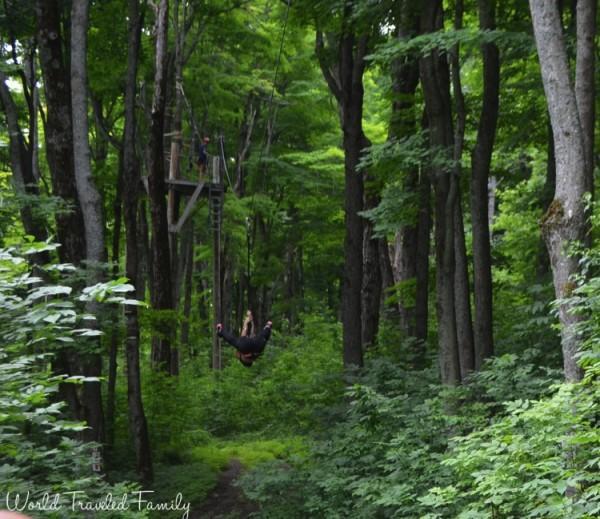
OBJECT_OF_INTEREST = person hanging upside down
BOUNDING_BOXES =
[217,318,272,367]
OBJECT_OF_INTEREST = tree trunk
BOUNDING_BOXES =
[36,0,91,439]
[123,0,153,482]
[212,190,223,370]
[0,71,48,260]
[471,0,499,370]
[234,94,259,197]
[341,43,366,368]
[138,201,150,301]
[166,0,187,376]
[575,0,596,198]
[362,199,382,348]
[537,121,555,279]
[316,15,369,368]
[148,0,174,372]
[420,0,461,385]
[530,0,588,382]
[454,194,475,376]
[71,0,107,451]
[36,0,86,264]
[448,0,475,378]
[389,2,421,336]
[414,167,431,350]
[379,238,396,319]
[180,223,194,354]
[106,153,124,453]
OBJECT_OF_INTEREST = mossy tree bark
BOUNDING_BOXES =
[530,0,594,382]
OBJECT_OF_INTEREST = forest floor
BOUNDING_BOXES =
[190,459,258,519]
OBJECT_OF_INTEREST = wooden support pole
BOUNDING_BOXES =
[170,181,205,233]
[211,158,223,370]
[167,132,181,229]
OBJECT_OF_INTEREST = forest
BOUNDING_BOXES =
[1,0,599,517]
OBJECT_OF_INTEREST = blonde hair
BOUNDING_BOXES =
[240,310,255,337]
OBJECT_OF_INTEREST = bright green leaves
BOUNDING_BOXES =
[0,243,144,508]
[426,385,600,518]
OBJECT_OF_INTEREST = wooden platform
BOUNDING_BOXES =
[140,172,224,233]
[140,176,224,196]
[167,178,211,196]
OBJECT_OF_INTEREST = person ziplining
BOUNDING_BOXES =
[216,310,272,367]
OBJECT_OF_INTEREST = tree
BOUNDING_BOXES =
[71,0,106,269]
[388,2,427,345]
[315,2,372,368]
[0,68,48,260]
[419,0,461,385]
[529,0,594,382]
[471,0,500,370]
[120,0,154,482]
[450,0,475,378]
[35,0,109,444]
[35,0,86,265]
[0,4,48,260]
[70,0,107,451]
[147,0,175,373]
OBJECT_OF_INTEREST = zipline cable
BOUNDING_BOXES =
[248,0,291,212]
[243,0,292,308]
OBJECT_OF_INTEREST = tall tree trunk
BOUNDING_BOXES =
[471,0,499,370]
[530,0,588,382]
[0,71,48,260]
[148,0,174,372]
[575,0,596,199]
[70,0,107,258]
[420,0,461,385]
[71,0,107,448]
[36,0,86,264]
[36,0,89,433]
[212,191,223,370]
[340,39,366,368]
[389,2,421,336]
[71,0,107,462]
[138,201,150,301]
[450,0,475,378]
[361,195,381,348]
[123,0,153,482]
[379,238,396,315]
[316,13,369,368]
[166,0,190,376]
[454,194,474,376]
[414,167,431,350]
[106,153,124,453]
[537,121,555,279]
[234,95,259,197]
[180,223,194,354]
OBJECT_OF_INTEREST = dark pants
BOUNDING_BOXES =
[218,326,271,355]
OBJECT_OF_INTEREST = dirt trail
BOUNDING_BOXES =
[190,459,259,519]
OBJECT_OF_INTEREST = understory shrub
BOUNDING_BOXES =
[0,243,144,518]
[240,348,584,518]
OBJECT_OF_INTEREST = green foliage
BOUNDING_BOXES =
[360,180,419,237]
[493,165,545,285]
[151,462,216,518]
[240,351,573,518]
[370,27,534,65]
[191,437,306,471]
[0,243,143,517]
[194,314,344,437]
[425,385,600,518]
